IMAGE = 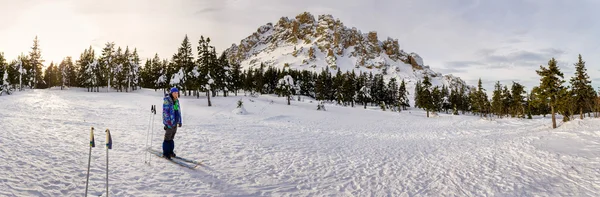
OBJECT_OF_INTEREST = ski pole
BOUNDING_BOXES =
[105,129,112,197]
[144,105,153,163]
[85,127,95,197]
[149,105,156,165]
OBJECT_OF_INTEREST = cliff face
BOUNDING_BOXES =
[224,12,468,94]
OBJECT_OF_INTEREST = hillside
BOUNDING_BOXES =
[224,12,469,97]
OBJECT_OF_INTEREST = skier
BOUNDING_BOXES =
[162,87,182,159]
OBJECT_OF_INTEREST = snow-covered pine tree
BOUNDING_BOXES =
[15,55,26,91]
[100,42,116,92]
[277,75,295,105]
[358,85,371,109]
[29,36,44,89]
[205,72,214,106]
[441,85,451,113]
[113,47,125,92]
[63,56,77,88]
[130,48,141,91]
[153,56,167,91]
[0,52,7,94]
[387,78,399,110]
[120,46,132,92]
[173,35,194,96]
[78,46,98,92]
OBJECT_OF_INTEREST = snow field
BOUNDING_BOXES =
[0,88,598,196]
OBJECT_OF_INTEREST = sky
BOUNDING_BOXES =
[1,0,599,92]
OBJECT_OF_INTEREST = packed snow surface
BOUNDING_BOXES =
[0,89,598,196]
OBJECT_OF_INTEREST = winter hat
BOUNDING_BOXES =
[170,87,179,93]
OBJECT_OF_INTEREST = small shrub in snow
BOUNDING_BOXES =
[379,101,386,111]
[317,101,326,111]
[237,99,244,108]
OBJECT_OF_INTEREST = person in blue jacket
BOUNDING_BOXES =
[162,87,182,159]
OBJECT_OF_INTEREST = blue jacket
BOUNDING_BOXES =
[163,94,182,128]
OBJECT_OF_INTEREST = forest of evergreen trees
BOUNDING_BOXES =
[1,36,598,128]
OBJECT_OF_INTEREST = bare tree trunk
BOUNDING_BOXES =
[207,91,212,106]
[551,105,557,129]
[580,108,584,120]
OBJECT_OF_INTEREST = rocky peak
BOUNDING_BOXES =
[224,12,466,90]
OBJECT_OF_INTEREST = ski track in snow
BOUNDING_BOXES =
[0,89,599,196]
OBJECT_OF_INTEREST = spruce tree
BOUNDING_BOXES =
[29,36,44,88]
[100,42,116,91]
[398,79,409,110]
[569,54,593,119]
[432,86,442,113]
[511,82,525,118]
[0,52,7,93]
[536,57,565,128]
[172,35,194,95]
[130,48,141,91]
[441,85,451,113]
[387,78,399,110]
[151,54,163,91]
[44,62,55,88]
[501,85,512,117]
[230,62,242,96]
[556,86,576,121]
[65,56,78,87]
[420,75,433,117]
[491,81,503,118]
[78,46,98,92]
[414,80,421,108]
[140,58,152,88]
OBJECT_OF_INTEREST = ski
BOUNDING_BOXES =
[147,148,206,166]
[147,149,198,169]
[173,155,206,166]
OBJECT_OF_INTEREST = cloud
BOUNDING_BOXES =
[504,38,522,44]
[444,61,483,68]
[194,7,223,15]
[454,47,568,70]
[436,67,469,74]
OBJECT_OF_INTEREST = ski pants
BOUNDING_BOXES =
[164,126,177,141]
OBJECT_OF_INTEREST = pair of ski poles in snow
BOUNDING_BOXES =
[85,127,113,197]
[144,105,157,164]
